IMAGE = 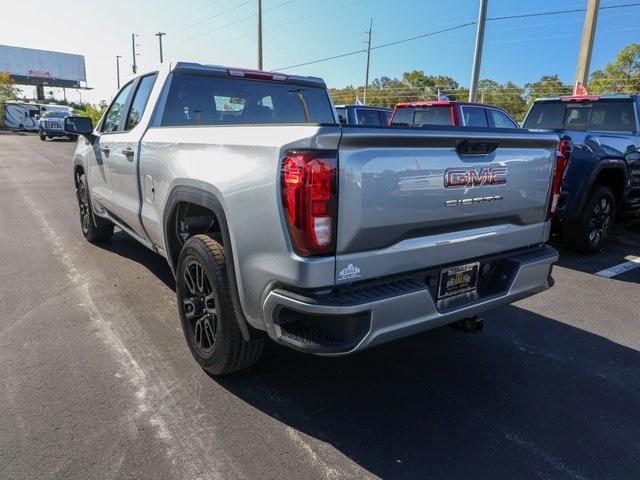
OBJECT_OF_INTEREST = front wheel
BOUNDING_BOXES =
[565,186,615,253]
[77,173,114,243]
[39,134,46,141]
[176,234,265,375]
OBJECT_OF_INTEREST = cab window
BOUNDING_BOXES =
[489,109,517,128]
[126,74,158,131]
[461,106,488,127]
[101,82,133,133]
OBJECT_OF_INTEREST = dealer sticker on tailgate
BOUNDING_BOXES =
[438,262,479,299]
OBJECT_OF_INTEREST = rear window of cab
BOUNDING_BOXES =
[524,100,636,132]
[161,73,336,126]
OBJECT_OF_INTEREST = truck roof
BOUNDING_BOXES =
[534,94,637,102]
[172,61,326,87]
[394,100,507,108]
[334,104,391,111]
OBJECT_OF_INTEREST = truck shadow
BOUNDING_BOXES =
[99,230,175,290]
[216,306,640,479]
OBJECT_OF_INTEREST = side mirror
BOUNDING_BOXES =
[64,116,94,139]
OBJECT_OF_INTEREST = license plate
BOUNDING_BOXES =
[438,262,479,299]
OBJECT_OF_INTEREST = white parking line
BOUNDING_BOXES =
[595,257,640,278]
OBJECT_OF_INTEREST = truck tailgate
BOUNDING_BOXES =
[335,127,559,284]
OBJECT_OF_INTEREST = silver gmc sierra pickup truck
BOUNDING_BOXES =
[65,62,560,375]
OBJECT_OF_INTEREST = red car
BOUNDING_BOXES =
[390,100,519,129]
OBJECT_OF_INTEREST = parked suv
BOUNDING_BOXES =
[391,100,519,129]
[39,110,77,141]
[523,94,640,252]
[65,63,559,375]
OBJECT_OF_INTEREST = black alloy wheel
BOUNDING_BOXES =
[182,260,219,354]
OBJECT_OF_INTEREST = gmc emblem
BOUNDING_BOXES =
[444,166,507,188]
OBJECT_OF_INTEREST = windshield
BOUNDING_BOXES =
[524,100,635,132]
[42,111,69,118]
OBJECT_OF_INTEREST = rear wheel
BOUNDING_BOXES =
[565,186,615,253]
[77,173,114,243]
[176,234,265,375]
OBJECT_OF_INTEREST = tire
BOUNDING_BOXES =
[565,186,615,253]
[68,134,78,142]
[39,134,46,141]
[176,234,265,375]
[77,173,114,243]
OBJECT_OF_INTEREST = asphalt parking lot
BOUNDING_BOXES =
[1,131,639,480]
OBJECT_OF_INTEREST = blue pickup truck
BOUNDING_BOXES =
[523,95,640,253]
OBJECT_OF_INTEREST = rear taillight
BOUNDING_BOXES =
[281,150,337,256]
[549,138,571,217]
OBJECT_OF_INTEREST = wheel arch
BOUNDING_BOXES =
[578,162,627,216]
[163,184,251,341]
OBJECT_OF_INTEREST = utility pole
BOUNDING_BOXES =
[155,32,166,63]
[116,55,121,89]
[131,33,139,74]
[575,0,600,93]
[468,0,488,102]
[257,0,263,69]
[363,18,372,105]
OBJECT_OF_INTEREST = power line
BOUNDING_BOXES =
[187,0,296,41]
[275,22,476,70]
[176,0,253,31]
[274,2,640,71]
[212,0,365,49]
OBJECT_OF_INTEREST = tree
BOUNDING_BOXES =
[589,43,640,94]
[525,74,572,104]
[402,70,459,99]
[74,100,108,125]
[0,72,22,128]
[479,80,527,120]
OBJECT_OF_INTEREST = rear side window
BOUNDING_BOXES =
[356,108,385,126]
[461,106,488,127]
[336,107,348,125]
[161,73,335,126]
[126,74,158,130]
[489,108,517,128]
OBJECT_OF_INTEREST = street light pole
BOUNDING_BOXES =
[131,33,139,74]
[363,18,372,105]
[155,32,166,63]
[257,0,263,69]
[468,0,488,102]
[116,55,121,89]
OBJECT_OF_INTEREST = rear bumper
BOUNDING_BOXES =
[262,244,558,354]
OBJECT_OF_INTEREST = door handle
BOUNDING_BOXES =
[100,145,110,156]
[122,147,135,161]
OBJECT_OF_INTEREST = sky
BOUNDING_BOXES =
[1,0,640,104]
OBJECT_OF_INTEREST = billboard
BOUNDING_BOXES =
[0,45,86,87]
